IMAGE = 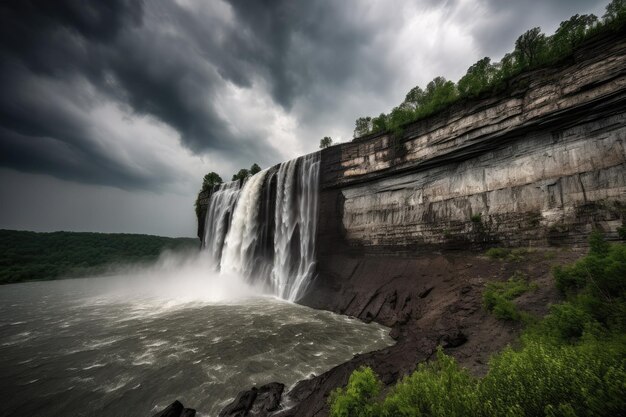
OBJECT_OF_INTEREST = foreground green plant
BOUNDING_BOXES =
[330,236,626,417]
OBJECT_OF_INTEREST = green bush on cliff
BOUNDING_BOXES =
[486,247,534,261]
[329,366,382,417]
[381,348,478,417]
[483,271,535,321]
[330,236,626,417]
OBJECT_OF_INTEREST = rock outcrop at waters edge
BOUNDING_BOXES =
[213,29,626,417]
[218,382,285,417]
[152,401,195,417]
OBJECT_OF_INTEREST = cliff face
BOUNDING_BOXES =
[317,32,626,253]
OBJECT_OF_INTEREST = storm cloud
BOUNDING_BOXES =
[0,0,608,235]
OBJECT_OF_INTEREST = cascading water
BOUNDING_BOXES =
[220,169,270,278]
[202,181,241,264]
[203,152,321,301]
[272,152,320,301]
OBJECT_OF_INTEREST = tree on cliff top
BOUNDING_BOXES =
[232,163,262,181]
[320,136,333,149]
[514,27,548,67]
[354,117,372,138]
[232,168,250,181]
[250,163,261,175]
[604,0,626,21]
[458,57,496,98]
[201,172,223,190]
[195,172,223,219]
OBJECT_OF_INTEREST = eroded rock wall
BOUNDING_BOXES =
[318,31,626,252]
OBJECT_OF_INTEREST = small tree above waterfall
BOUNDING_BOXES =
[232,169,250,182]
[319,136,333,149]
[250,163,261,175]
[231,163,262,182]
[195,172,223,219]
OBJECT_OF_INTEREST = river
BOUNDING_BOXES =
[0,269,392,416]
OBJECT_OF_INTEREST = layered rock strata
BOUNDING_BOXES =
[317,31,626,252]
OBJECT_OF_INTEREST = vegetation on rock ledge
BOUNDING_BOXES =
[352,0,626,140]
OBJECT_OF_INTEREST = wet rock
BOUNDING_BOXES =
[418,286,434,298]
[250,382,284,415]
[152,401,196,417]
[441,330,468,348]
[219,382,285,417]
[218,388,257,417]
[389,325,401,340]
[180,409,197,417]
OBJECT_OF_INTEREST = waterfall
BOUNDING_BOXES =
[272,152,320,301]
[203,181,241,264]
[202,152,320,301]
[220,169,270,278]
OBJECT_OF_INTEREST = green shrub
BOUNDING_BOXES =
[554,240,626,300]
[589,230,610,256]
[479,337,626,417]
[330,338,626,417]
[470,213,482,223]
[539,300,594,341]
[486,247,534,262]
[329,366,382,417]
[381,348,478,417]
[486,247,510,260]
[483,272,535,320]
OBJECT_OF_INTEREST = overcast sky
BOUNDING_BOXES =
[0,0,607,237]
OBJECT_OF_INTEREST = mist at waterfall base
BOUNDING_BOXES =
[0,153,394,416]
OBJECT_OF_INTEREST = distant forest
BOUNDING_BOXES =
[0,230,199,284]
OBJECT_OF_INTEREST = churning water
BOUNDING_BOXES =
[0,255,393,417]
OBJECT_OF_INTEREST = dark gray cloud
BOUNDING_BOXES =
[469,0,606,59]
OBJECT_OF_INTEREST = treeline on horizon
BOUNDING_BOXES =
[0,229,199,284]
[351,0,626,139]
